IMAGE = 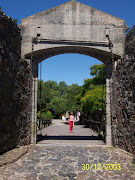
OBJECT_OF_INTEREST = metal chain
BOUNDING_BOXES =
[106,35,132,153]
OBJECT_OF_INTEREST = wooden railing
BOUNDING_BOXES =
[37,118,52,131]
[85,119,104,133]
[80,113,106,134]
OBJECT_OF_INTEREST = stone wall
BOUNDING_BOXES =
[21,0,127,63]
[0,9,134,155]
[0,11,31,154]
[112,25,135,154]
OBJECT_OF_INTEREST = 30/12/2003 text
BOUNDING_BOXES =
[82,164,121,171]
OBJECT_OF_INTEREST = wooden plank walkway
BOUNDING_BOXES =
[37,119,105,145]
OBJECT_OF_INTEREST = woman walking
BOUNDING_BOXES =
[68,112,74,133]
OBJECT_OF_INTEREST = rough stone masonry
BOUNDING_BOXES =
[0,10,31,154]
[112,25,135,154]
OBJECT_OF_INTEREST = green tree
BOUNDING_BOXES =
[37,64,106,119]
[81,85,106,113]
[38,108,54,119]
[66,84,82,113]
[48,96,67,118]
[37,80,58,110]
[80,79,93,97]
[58,81,69,97]
[38,80,71,118]
[77,64,106,114]
[45,80,58,91]
[90,64,106,85]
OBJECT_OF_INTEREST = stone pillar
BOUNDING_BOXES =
[106,63,113,146]
[31,61,38,144]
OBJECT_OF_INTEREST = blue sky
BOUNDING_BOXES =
[1,0,135,86]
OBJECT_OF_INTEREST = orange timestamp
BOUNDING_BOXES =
[82,163,121,171]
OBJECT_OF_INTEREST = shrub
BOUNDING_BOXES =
[38,109,54,119]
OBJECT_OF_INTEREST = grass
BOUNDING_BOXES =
[100,131,104,136]
[107,147,114,149]
[52,177,57,180]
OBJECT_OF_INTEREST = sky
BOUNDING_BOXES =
[0,0,135,86]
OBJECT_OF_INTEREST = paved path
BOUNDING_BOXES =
[37,119,104,145]
[0,120,135,179]
[0,146,134,180]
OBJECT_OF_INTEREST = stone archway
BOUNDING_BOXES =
[21,0,128,146]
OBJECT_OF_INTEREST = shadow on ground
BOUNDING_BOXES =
[37,120,105,143]
[37,135,103,143]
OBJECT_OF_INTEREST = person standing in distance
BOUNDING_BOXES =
[68,112,74,133]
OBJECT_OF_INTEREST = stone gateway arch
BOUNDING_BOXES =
[21,1,128,145]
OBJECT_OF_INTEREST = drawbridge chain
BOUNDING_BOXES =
[106,35,132,154]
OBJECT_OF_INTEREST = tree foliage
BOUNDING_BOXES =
[37,80,82,118]
[81,85,106,113]
[90,64,106,85]
[76,63,106,115]
[37,63,106,118]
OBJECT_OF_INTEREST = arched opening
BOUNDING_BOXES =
[26,45,118,64]
[38,53,102,85]
[20,0,128,151]
[30,50,113,146]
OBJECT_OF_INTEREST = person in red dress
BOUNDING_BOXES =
[68,112,74,133]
